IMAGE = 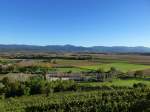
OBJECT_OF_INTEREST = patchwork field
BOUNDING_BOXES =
[2,56,150,73]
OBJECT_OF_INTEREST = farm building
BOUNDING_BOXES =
[46,69,118,82]
[46,73,84,81]
[95,69,119,81]
[96,72,112,81]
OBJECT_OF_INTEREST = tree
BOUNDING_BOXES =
[110,67,117,73]
[109,67,118,78]
[51,60,56,64]
[28,76,43,94]
[4,81,23,97]
[67,70,72,74]
[2,77,10,86]
[23,87,30,96]
[41,68,49,80]
[134,70,143,78]
[7,64,14,73]
[0,64,2,73]
[96,68,104,73]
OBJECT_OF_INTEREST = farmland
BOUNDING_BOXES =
[0,52,150,111]
[80,62,150,72]
[1,53,150,80]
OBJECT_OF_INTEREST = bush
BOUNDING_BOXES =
[1,76,78,98]
[133,83,147,88]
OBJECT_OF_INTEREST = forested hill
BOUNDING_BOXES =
[0,44,150,53]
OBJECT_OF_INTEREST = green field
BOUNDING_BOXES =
[50,62,150,73]
[79,78,150,87]
[54,59,100,66]
[80,62,150,72]
[53,67,86,73]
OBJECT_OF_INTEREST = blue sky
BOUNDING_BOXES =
[0,0,150,47]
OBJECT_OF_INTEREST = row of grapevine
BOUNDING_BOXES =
[1,87,150,112]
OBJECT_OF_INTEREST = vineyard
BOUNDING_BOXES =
[1,87,150,112]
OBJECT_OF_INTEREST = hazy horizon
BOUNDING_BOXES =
[0,0,150,47]
[0,44,150,48]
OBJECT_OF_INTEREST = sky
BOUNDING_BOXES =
[0,0,150,47]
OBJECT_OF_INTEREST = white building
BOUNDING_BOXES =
[46,73,83,81]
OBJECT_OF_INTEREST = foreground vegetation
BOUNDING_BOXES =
[1,87,150,112]
[0,75,150,112]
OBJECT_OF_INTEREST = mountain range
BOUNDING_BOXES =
[0,44,150,53]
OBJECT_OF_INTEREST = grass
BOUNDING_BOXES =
[80,62,150,72]
[53,59,100,66]
[53,67,86,73]
[92,58,128,63]
[79,78,150,87]
[50,62,150,73]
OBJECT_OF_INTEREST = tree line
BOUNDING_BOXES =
[0,77,78,98]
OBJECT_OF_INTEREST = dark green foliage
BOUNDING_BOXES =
[0,64,55,74]
[133,82,147,88]
[1,77,78,98]
[131,100,150,112]
[134,70,144,78]
[16,66,53,74]
[67,70,72,74]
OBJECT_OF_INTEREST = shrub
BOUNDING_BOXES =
[133,83,147,88]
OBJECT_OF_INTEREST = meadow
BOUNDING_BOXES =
[79,62,150,72]
[48,62,150,73]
